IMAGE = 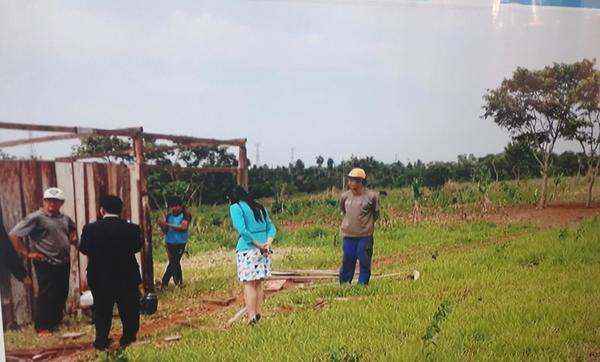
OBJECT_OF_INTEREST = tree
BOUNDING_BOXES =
[569,59,600,207]
[483,61,582,208]
[71,136,133,163]
[423,162,450,188]
[315,155,324,168]
[326,157,335,170]
[503,141,539,180]
[71,137,238,208]
[0,148,14,160]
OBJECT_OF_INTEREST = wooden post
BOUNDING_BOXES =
[237,141,248,190]
[132,130,154,293]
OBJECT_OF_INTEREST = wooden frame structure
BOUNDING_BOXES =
[0,121,248,329]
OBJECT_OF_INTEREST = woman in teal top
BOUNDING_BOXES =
[227,186,276,325]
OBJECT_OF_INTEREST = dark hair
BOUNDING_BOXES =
[226,186,267,223]
[166,196,183,207]
[100,194,123,214]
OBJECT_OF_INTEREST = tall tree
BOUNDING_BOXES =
[570,59,600,207]
[483,61,582,208]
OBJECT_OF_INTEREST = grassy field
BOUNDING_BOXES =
[133,217,600,361]
[3,176,600,361]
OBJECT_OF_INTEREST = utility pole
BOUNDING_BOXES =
[290,148,294,164]
[28,130,36,159]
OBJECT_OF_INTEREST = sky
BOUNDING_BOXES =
[1,0,599,166]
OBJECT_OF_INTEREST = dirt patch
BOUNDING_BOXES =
[482,202,600,227]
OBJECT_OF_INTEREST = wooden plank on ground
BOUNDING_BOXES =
[226,307,247,327]
[263,279,286,292]
[271,270,339,277]
[55,162,80,314]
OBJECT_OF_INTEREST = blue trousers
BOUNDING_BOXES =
[339,236,373,285]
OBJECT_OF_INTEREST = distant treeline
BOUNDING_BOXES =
[247,141,588,201]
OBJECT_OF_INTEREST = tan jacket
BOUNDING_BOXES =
[340,189,379,237]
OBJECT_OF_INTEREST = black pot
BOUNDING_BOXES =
[140,292,158,315]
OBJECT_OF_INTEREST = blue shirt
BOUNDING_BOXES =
[229,201,276,251]
[165,212,191,245]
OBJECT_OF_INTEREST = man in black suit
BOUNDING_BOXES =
[80,195,142,350]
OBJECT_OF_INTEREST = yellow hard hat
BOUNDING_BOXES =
[347,168,366,179]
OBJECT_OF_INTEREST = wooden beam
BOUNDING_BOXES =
[144,165,238,174]
[144,141,229,154]
[0,122,142,137]
[0,133,89,148]
[55,149,133,162]
[133,133,154,294]
[56,139,238,162]
[143,132,245,147]
[237,143,248,190]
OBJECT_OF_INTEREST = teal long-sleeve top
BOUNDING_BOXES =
[229,201,277,251]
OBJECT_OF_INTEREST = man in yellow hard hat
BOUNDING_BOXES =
[339,168,379,285]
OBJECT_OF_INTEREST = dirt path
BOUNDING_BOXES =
[5,202,599,361]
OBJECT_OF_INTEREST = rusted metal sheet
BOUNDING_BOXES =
[73,163,88,291]
[0,162,30,328]
[55,162,80,314]
[0,163,21,328]
[39,161,57,191]
[133,135,154,293]
[0,159,149,329]
[85,163,99,224]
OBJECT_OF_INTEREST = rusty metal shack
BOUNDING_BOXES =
[0,121,248,329]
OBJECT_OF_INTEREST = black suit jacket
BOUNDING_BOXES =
[80,217,142,291]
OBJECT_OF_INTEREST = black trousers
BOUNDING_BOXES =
[91,285,140,349]
[161,243,186,286]
[32,261,70,332]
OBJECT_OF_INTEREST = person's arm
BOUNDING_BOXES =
[8,234,46,261]
[264,212,277,249]
[167,213,191,231]
[340,193,347,214]
[372,192,380,222]
[9,214,46,261]
[131,224,143,253]
[158,214,169,234]
[230,204,261,249]
[68,217,78,245]
[79,224,90,255]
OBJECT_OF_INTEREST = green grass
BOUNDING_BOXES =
[123,217,600,361]
[4,177,600,360]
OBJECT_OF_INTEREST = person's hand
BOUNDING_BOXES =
[259,243,271,255]
[158,219,167,228]
[22,276,32,287]
[27,252,47,261]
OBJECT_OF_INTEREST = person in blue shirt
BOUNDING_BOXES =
[158,196,192,288]
[227,186,276,325]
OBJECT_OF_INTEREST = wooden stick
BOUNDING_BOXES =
[226,307,247,327]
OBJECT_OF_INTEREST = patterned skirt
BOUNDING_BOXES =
[236,248,272,282]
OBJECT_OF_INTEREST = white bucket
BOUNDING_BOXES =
[80,290,94,307]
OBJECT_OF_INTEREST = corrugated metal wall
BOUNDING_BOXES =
[0,160,140,330]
